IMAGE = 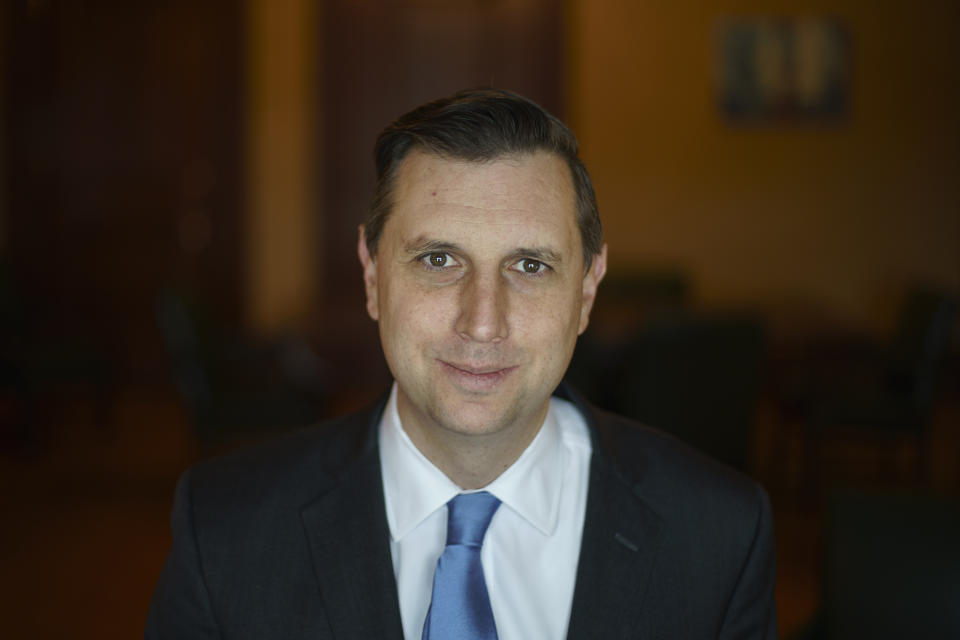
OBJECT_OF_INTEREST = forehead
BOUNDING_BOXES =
[385,150,579,253]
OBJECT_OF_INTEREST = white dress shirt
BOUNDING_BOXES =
[379,383,593,640]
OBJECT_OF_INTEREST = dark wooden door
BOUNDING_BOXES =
[319,0,565,311]
[3,0,243,376]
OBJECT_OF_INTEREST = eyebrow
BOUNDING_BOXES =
[403,236,563,265]
[507,247,563,265]
[403,238,462,256]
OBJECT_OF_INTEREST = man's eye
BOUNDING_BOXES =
[422,252,453,268]
[514,258,546,274]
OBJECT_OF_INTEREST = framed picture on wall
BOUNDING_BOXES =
[715,16,851,123]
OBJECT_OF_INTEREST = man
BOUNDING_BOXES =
[147,88,776,639]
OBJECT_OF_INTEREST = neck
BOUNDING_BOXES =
[398,400,548,490]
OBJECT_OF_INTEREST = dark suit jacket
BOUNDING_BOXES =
[146,386,777,639]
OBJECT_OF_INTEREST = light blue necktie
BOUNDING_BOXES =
[422,491,501,640]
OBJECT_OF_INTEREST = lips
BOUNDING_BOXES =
[444,361,511,375]
[438,360,517,392]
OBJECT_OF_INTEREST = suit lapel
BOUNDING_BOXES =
[566,457,664,639]
[300,410,405,640]
[558,385,664,640]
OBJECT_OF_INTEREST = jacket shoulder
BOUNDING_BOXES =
[184,401,382,513]
[590,407,765,524]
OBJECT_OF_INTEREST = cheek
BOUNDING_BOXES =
[514,288,583,349]
[381,282,456,346]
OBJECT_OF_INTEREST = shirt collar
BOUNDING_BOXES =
[379,383,565,541]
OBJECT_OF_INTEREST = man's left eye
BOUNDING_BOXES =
[513,258,546,274]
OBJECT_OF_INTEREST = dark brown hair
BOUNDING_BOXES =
[365,88,602,268]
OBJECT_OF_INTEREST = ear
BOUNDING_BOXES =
[578,243,607,335]
[357,225,380,321]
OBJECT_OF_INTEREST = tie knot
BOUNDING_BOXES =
[446,491,501,548]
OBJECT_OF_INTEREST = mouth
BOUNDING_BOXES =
[438,360,518,391]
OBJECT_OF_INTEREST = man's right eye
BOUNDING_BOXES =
[422,252,453,268]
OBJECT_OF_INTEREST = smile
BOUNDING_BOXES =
[438,360,518,392]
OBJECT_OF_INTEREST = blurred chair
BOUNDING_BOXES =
[792,287,957,489]
[567,269,691,416]
[794,490,960,640]
[616,314,766,471]
[155,289,328,454]
[570,311,765,472]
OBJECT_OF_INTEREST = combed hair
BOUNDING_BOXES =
[365,88,602,268]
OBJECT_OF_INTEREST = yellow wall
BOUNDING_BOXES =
[568,0,959,331]
[244,0,320,331]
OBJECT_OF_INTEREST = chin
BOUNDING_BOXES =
[430,392,535,438]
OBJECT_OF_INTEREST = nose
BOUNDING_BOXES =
[454,271,509,343]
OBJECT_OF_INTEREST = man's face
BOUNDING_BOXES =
[358,150,606,445]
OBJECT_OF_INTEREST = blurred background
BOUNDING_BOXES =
[1,0,957,637]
